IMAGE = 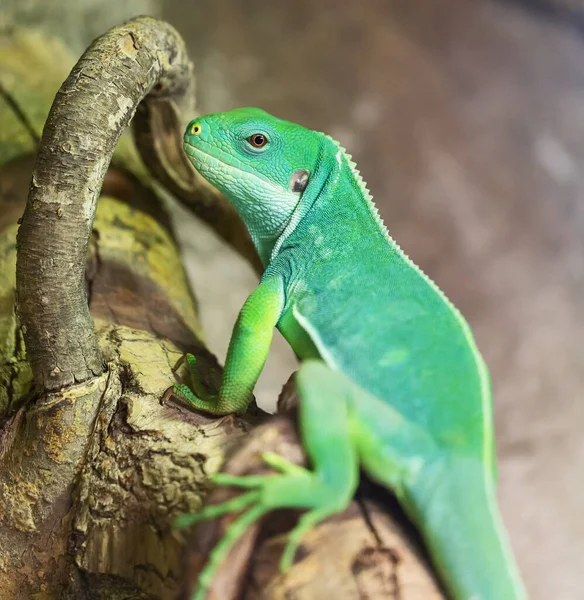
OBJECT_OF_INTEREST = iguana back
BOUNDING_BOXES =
[274,137,491,461]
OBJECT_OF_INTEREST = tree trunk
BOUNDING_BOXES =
[0,18,443,600]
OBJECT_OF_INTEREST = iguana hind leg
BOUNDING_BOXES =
[342,377,527,600]
[181,359,412,600]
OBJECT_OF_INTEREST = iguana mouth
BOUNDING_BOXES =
[183,141,284,193]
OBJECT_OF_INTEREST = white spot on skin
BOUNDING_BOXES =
[308,224,326,248]
[379,348,409,367]
[327,277,344,289]
[335,149,343,170]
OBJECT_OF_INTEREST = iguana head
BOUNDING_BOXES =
[183,107,323,263]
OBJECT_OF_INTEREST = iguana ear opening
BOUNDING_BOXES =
[290,169,310,193]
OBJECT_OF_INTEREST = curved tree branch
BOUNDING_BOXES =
[16,16,195,391]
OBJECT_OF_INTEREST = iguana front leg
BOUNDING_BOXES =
[177,360,362,600]
[174,275,285,415]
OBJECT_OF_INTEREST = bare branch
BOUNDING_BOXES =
[16,16,195,391]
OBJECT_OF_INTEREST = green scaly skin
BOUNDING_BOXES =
[175,108,527,600]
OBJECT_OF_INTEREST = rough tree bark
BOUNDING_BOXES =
[0,18,444,600]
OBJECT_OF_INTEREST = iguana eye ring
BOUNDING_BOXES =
[190,123,201,136]
[248,133,268,148]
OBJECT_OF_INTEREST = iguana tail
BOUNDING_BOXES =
[403,457,526,600]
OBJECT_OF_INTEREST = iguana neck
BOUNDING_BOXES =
[269,135,385,263]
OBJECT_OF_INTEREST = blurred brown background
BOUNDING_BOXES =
[2,0,584,598]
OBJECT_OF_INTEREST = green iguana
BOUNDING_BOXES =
[174,108,527,600]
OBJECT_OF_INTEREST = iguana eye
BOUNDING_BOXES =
[247,133,268,148]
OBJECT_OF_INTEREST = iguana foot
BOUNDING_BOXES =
[173,353,226,415]
[177,452,349,600]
